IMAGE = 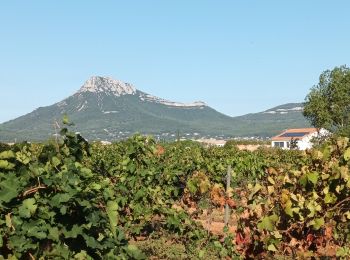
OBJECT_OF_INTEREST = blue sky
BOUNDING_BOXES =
[1,1,349,123]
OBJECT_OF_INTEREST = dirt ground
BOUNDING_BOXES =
[192,207,237,236]
[236,144,270,151]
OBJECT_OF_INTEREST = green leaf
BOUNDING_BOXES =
[62,114,74,126]
[74,250,92,260]
[106,201,119,238]
[340,166,349,180]
[48,226,60,241]
[273,231,282,239]
[309,217,324,230]
[307,171,319,185]
[249,183,262,200]
[267,176,275,185]
[257,214,278,231]
[134,189,145,201]
[0,150,15,159]
[23,220,47,239]
[199,249,206,258]
[344,148,350,161]
[0,174,21,203]
[19,198,37,218]
[0,159,15,170]
[121,157,130,166]
[80,167,93,178]
[63,114,69,124]
[267,244,277,252]
[16,151,30,165]
[52,156,61,167]
[213,240,222,248]
[284,199,294,217]
[5,213,12,228]
[299,174,308,187]
[187,180,197,194]
[90,183,101,190]
[336,246,350,257]
[199,179,210,194]
[51,193,72,207]
[306,201,321,217]
[127,163,136,173]
[126,244,146,259]
[8,235,31,251]
[60,205,67,215]
[269,214,278,222]
[64,224,83,238]
[324,192,337,204]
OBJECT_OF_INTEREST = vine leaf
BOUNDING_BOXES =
[0,174,21,203]
[267,244,277,252]
[344,148,350,161]
[106,201,119,238]
[0,159,15,170]
[249,183,262,200]
[309,217,324,230]
[126,244,146,259]
[307,172,319,185]
[324,192,337,204]
[257,214,278,231]
[0,150,15,159]
[19,198,37,218]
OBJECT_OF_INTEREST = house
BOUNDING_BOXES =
[271,128,328,150]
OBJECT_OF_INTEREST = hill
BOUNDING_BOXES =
[0,77,310,141]
[233,103,309,137]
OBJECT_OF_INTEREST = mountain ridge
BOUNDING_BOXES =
[0,76,310,141]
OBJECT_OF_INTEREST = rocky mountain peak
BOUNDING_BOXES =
[78,76,136,96]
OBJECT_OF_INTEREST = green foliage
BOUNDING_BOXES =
[134,234,236,260]
[234,136,350,258]
[304,65,350,136]
[0,127,140,259]
[5,120,350,258]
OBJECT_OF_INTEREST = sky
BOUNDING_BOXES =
[1,1,350,123]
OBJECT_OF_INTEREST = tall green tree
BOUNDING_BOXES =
[303,65,350,136]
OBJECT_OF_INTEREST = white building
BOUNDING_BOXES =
[271,128,328,150]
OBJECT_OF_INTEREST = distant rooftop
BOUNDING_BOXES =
[271,128,318,141]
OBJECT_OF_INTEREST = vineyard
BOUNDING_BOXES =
[1,123,350,259]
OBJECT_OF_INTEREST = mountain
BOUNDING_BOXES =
[0,76,310,141]
[232,103,310,137]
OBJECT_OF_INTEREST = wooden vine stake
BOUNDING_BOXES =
[224,165,232,226]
